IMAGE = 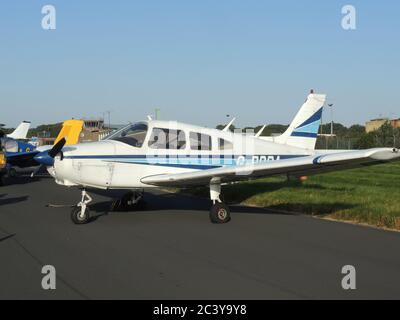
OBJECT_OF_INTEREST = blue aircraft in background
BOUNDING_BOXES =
[0,121,37,171]
[0,120,84,177]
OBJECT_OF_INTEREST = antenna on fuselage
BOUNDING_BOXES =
[222,117,236,132]
[255,125,266,137]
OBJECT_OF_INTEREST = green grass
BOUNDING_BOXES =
[183,162,400,230]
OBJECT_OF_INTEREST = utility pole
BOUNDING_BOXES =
[105,110,111,130]
[320,110,323,135]
[155,108,160,120]
[328,103,334,135]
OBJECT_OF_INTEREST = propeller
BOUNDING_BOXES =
[33,138,66,174]
[48,138,66,158]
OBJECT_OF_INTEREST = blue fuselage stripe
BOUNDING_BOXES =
[63,154,308,170]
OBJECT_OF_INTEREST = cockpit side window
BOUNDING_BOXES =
[111,123,148,148]
[3,139,18,153]
[148,128,186,149]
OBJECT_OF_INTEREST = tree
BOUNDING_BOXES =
[260,124,288,136]
[28,123,63,138]
[374,122,394,147]
[215,124,236,132]
[347,125,366,138]
[354,122,398,149]
[394,128,400,148]
[354,132,375,149]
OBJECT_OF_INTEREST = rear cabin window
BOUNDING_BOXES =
[148,128,186,149]
[218,138,233,150]
[189,132,212,151]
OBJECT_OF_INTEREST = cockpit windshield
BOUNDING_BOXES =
[110,123,148,148]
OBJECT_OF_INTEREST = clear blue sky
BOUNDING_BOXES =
[1,0,399,128]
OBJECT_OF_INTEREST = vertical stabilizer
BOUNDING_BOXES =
[7,121,31,140]
[273,93,326,150]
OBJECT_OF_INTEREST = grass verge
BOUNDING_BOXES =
[180,162,400,230]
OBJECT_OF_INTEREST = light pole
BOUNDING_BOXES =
[328,104,334,136]
[104,110,111,130]
[155,108,160,120]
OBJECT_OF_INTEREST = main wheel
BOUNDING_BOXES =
[111,192,145,211]
[71,206,91,224]
[8,168,17,178]
[209,202,231,224]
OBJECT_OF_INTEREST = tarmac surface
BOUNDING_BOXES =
[1,175,400,299]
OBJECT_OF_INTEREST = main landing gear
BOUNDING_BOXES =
[71,189,92,224]
[111,190,145,212]
[209,181,231,224]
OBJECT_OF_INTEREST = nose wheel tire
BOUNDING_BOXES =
[209,203,231,224]
[71,206,91,224]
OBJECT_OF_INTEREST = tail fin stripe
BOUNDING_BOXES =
[292,120,320,137]
[291,131,318,138]
[269,93,326,150]
[295,107,323,128]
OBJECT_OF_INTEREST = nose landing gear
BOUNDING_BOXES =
[71,189,92,224]
[70,189,146,224]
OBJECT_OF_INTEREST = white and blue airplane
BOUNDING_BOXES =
[37,91,400,224]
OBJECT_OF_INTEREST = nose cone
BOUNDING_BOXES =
[34,151,54,166]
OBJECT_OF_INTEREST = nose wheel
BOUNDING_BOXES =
[71,206,91,224]
[71,189,92,224]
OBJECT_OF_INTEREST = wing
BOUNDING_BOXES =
[6,151,40,168]
[140,148,400,187]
